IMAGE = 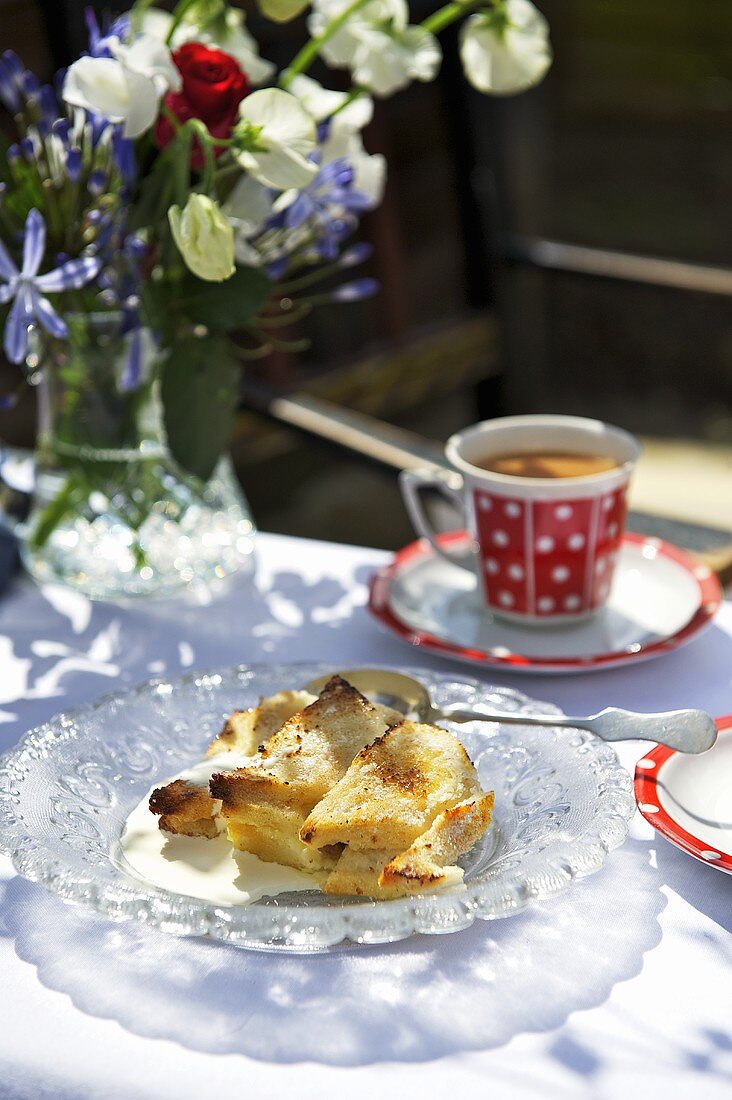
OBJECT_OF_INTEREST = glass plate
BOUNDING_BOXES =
[0,663,635,952]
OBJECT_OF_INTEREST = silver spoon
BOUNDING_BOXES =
[304,668,717,754]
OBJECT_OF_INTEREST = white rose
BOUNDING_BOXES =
[168,195,236,282]
[459,0,552,96]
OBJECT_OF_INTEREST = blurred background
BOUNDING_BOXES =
[1,0,731,552]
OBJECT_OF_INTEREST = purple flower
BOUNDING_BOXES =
[0,56,20,113]
[0,209,101,363]
[85,8,131,59]
[65,147,82,183]
[330,277,379,302]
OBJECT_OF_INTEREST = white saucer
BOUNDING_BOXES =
[368,531,721,674]
[636,716,732,873]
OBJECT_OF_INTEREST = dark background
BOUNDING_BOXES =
[1,0,731,547]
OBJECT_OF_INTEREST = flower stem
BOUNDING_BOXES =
[328,85,368,119]
[165,0,203,43]
[422,0,489,35]
[281,0,372,86]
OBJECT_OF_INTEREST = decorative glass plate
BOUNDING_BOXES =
[0,663,635,952]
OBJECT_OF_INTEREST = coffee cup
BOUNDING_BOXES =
[400,414,641,624]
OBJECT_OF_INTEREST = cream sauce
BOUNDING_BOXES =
[118,770,325,906]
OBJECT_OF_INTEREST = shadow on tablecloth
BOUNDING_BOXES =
[3,838,665,1066]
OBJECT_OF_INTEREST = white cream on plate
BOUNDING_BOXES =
[118,756,325,905]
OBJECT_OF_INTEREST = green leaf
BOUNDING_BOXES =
[159,335,241,480]
[143,264,272,337]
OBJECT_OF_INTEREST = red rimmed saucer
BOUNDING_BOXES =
[368,530,721,675]
[635,716,732,874]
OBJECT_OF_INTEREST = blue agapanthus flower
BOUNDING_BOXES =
[85,8,131,58]
[282,157,373,261]
[0,208,101,363]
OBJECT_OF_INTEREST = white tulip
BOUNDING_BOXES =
[351,24,441,96]
[168,194,236,282]
[140,7,275,87]
[63,34,180,138]
[235,88,317,190]
[459,0,552,96]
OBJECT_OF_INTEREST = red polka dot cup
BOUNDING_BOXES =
[400,415,641,624]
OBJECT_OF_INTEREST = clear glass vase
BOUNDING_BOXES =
[19,312,256,600]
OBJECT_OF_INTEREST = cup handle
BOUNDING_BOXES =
[399,468,473,571]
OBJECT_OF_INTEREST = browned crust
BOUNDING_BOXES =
[209,768,290,808]
[148,779,220,839]
[378,794,494,889]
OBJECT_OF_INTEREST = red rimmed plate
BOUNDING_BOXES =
[635,716,732,873]
[368,531,721,675]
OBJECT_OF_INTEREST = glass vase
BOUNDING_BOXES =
[19,312,256,600]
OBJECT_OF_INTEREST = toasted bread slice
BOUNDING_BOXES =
[206,689,316,757]
[151,689,316,839]
[324,793,494,897]
[213,676,391,868]
[148,780,223,839]
[300,720,483,853]
[379,792,494,891]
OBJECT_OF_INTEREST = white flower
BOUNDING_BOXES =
[307,0,440,97]
[288,75,385,205]
[308,0,407,66]
[235,88,317,190]
[459,0,552,96]
[210,10,275,85]
[289,74,373,130]
[168,194,235,282]
[223,174,274,236]
[351,25,441,96]
[63,34,181,138]
[140,7,274,86]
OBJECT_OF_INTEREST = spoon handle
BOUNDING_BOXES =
[437,705,717,755]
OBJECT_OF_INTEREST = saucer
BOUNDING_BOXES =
[635,716,732,874]
[368,531,721,674]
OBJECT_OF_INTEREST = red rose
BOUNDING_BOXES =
[155,43,250,170]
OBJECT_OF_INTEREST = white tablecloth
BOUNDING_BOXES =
[0,532,730,1100]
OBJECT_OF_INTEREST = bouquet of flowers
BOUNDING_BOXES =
[0,0,551,596]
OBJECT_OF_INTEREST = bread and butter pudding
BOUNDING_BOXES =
[145,675,494,901]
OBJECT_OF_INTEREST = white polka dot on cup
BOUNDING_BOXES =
[537,596,555,612]
[479,496,492,511]
[536,536,554,553]
[568,533,585,551]
[504,501,522,518]
[492,529,509,547]
[485,558,500,575]
[508,563,525,581]
[602,496,614,511]
[498,590,515,607]
[595,558,606,574]
[608,522,618,538]
[564,594,581,611]
[555,504,573,521]
[552,565,570,583]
